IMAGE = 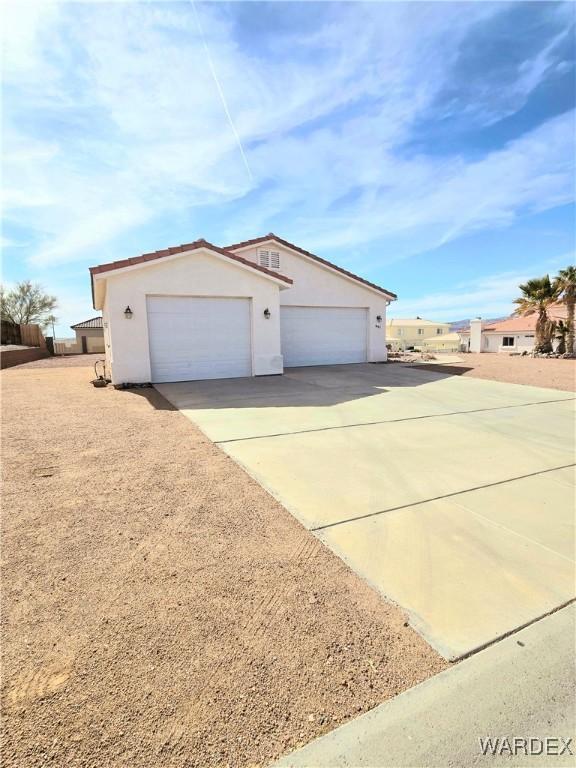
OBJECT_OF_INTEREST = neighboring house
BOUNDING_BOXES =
[55,316,105,355]
[89,234,396,385]
[459,304,568,353]
[421,332,462,352]
[386,317,451,350]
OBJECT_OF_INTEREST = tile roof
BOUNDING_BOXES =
[70,316,103,330]
[90,238,292,305]
[225,233,397,299]
[459,304,569,333]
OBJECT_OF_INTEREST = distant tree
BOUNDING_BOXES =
[0,281,58,327]
[553,266,576,353]
[45,314,58,337]
[513,275,557,353]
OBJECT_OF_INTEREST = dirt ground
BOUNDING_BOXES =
[1,366,446,768]
[414,353,576,392]
[7,353,104,369]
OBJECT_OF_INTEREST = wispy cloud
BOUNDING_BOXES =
[392,252,575,321]
[1,0,574,271]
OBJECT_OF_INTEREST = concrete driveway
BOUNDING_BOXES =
[157,363,575,660]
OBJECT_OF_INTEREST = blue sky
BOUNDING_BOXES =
[2,0,575,334]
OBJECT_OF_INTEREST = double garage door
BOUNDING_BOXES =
[147,298,368,382]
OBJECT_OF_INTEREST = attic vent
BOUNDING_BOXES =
[259,249,280,270]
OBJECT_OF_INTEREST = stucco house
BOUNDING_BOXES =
[89,234,396,385]
[459,304,569,353]
[386,317,451,351]
[71,316,105,353]
[54,316,105,355]
[421,332,462,352]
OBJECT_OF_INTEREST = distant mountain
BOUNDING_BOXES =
[449,316,508,332]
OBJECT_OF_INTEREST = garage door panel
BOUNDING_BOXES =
[281,306,367,367]
[147,297,252,382]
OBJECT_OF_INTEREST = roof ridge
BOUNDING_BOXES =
[89,238,292,307]
[225,233,397,299]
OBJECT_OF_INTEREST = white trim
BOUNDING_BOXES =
[230,239,396,300]
[92,246,290,309]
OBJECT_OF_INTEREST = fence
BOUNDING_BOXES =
[20,324,46,347]
[1,321,21,345]
[1,321,46,348]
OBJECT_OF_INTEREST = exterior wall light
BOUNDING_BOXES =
[263,308,271,319]
[124,306,133,319]
[376,314,382,327]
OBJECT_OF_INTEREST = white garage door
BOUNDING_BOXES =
[147,296,252,382]
[281,306,367,367]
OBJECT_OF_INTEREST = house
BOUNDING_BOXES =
[421,332,462,353]
[459,304,568,353]
[89,234,396,385]
[386,317,451,351]
[54,317,105,355]
[70,317,105,353]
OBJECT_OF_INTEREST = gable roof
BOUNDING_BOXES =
[225,233,397,299]
[71,316,103,330]
[89,238,292,308]
[459,304,568,334]
[90,238,292,284]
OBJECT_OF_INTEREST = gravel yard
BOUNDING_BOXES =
[6,353,104,369]
[1,366,446,768]
[414,352,576,391]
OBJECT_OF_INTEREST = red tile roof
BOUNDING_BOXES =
[90,238,292,283]
[225,233,397,299]
[459,304,569,333]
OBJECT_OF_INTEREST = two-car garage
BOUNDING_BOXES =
[147,298,369,382]
[90,235,395,386]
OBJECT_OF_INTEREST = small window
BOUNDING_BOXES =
[270,250,280,269]
[417,328,424,335]
[258,249,270,268]
[502,337,515,347]
[397,329,403,337]
[436,328,443,335]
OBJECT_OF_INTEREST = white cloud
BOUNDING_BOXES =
[391,253,575,321]
[1,0,573,271]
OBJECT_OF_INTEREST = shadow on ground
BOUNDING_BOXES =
[145,363,472,411]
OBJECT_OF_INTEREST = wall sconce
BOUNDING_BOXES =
[124,305,133,319]
[376,314,382,328]
[263,308,271,319]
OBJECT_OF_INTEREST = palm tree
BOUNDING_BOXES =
[513,275,558,353]
[553,266,576,353]
[555,320,571,355]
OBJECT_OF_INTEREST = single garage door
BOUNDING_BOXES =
[281,306,367,367]
[147,296,252,382]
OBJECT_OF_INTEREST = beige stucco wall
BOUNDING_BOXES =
[386,322,451,349]
[99,249,283,385]
[73,327,105,353]
[234,244,391,362]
